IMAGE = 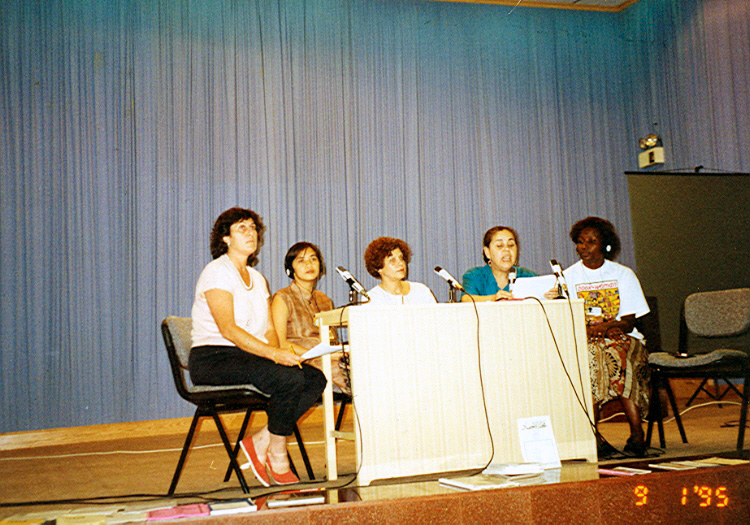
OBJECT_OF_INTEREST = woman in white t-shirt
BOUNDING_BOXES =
[561,217,651,458]
[363,236,437,305]
[189,208,326,487]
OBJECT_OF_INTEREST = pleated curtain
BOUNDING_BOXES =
[1,0,748,431]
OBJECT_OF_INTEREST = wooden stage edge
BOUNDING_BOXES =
[0,411,280,451]
[2,412,750,522]
[233,465,750,523]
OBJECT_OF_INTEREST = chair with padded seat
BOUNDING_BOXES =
[161,316,314,495]
[646,288,750,452]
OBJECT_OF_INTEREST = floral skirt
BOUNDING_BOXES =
[589,335,650,417]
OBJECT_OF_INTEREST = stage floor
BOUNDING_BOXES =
[1,379,748,522]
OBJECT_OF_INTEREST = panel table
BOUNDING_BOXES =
[316,300,595,485]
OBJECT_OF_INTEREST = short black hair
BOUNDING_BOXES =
[569,216,620,260]
[284,241,326,279]
[209,207,266,267]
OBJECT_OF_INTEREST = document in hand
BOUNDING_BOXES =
[511,274,557,300]
[300,342,344,360]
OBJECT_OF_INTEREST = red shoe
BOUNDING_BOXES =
[266,458,300,485]
[239,437,271,487]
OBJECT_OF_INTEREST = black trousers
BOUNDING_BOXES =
[189,345,327,437]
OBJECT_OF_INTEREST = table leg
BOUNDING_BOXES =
[321,349,338,480]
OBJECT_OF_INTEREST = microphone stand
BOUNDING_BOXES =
[348,288,360,305]
[552,276,568,299]
[448,286,459,303]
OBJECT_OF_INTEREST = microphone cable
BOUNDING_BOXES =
[461,292,497,473]
[433,267,496,471]
[338,292,497,484]
[558,271,591,425]
[548,263,595,429]
[524,294,639,458]
[522,296,597,436]
[552,275,638,456]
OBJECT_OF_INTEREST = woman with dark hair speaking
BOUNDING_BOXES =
[461,225,537,301]
[561,216,651,458]
[189,208,326,486]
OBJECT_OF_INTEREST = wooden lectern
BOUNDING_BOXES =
[316,300,596,486]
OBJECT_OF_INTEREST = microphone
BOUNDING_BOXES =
[434,266,465,291]
[549,259,568,298]
[335,266,370,299]
[508,266,517,292]
[549,259,563,277]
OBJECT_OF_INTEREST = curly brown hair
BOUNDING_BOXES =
[364,237,412,279]
[569,216,620,260]
[209,207,266,267]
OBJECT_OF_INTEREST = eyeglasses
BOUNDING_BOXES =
[233,222,257,235]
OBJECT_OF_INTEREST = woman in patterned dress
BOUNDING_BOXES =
[561,217,651,457]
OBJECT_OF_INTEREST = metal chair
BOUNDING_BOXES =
[646,288,750,452]
[161,316,314,495]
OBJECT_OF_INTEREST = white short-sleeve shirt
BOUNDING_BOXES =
[191,254,270,347]
[365,281,437,306]
[562,259,649,335]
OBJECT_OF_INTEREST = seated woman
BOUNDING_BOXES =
[271,242,349,394]
[189,208,326,487]
[559,216,651,457]
[363,236,437,305]
[461,225,537,301]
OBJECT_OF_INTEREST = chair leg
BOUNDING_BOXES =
[657,377,667,448]
[288,451,300,478]
[646,381,657,447]
[336,396,349,431]
[718,377,744,401]
[737,374,749,452]
[224,409,254,483]
[211,410,249,493]
[167,409,202,496]
[656,409,666,449]
[715,378,727,407]
[293,425,315,480]
[646,374,666,448]
[664,379,688,444]
[685,377,710,407]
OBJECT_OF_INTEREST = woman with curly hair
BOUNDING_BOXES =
[189,208,326,486]
[363,236,436,305]
[562,216,650,458]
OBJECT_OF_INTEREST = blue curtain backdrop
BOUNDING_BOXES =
[1,0,748,432]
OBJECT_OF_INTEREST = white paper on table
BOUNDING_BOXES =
[516,415,562,469]
[482,462,544,476]
[511,274,558,300]
[300,342,344,360]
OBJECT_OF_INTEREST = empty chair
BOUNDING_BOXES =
[647,288,750,452]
